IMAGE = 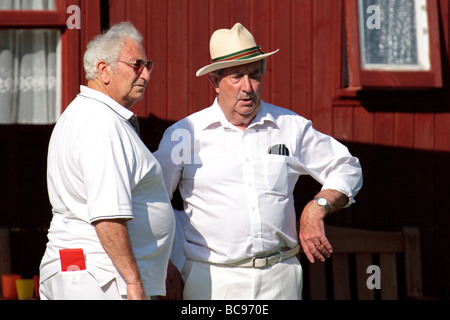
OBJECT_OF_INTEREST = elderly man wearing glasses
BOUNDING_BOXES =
[39,22,175,300]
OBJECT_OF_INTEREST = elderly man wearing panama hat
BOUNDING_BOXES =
[154,23,363,300]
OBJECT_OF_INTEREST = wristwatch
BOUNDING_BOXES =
[314,197,330,214]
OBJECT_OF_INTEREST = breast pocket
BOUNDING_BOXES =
[263,154,295,196]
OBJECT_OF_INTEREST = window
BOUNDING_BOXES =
[344,0,442,89]
[0,0,66,124]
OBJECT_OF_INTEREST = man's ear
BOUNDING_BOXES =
[97,60,112,85]
[208,73,220,94]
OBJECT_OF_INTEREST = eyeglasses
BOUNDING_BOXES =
[119,59,154,73]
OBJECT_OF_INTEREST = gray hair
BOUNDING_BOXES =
[83,22,143,80]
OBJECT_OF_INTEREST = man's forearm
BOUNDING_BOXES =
[314,189,349,215]
[93,219,140,282]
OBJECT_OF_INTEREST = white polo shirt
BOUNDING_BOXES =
[154,98,362,265]
[40,86,175,296]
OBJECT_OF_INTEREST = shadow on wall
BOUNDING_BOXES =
[0,113,449,299]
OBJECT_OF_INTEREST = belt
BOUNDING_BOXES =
[232,246,300,269]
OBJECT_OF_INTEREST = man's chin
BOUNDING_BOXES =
[135,86,146,93]
[238,101,260,114]
[133,88,146,99]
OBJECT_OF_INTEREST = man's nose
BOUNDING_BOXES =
[241,75,252,92]
[140,66,151,82]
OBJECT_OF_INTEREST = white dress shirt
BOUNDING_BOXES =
[154,98,362,265]
[40,86,175,296]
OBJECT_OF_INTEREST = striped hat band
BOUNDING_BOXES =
[212,46,264,63]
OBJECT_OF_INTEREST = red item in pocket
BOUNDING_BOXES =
[59,248,86,271]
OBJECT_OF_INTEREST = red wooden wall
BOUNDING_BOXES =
[1,0,449,299]
[107,0,325,125]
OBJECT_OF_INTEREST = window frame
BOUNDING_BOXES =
[0,0,67,28]
[0,0,67,124]
[344,0,442,89]
[0,0,102,117]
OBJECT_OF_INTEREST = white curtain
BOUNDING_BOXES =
[0,0,55,10]
[359,0,425,69]
[0,0,60,124]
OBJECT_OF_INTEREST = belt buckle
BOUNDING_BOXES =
[252,256,268,268]
[252,250,285,268]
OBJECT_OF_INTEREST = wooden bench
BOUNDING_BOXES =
[299,225,423,300]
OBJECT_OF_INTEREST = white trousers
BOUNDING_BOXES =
[181,256,303,300]
[39,270,126,300]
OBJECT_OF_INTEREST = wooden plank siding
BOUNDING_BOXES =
[0,0,449,298]
[107,0,318,123]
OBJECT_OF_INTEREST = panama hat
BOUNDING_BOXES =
[196,23,279,77]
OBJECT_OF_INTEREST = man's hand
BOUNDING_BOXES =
[94,219,147,300]
[299,190,348,263]
[126,281,147,300]
[299,201,332,263]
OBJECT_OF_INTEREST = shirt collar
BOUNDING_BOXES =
[200,97,278,131]
[250,101,278,129]
[78,85,135,121]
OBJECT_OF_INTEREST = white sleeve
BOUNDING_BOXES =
[79,140,135,223]
[297,121,363,206]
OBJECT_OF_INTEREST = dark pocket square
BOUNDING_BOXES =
[268,144,290,156]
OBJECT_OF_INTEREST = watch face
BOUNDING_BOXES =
[318,198,327,206]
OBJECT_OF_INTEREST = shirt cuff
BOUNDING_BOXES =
[321,180,358,208]
[90,213,134,224]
